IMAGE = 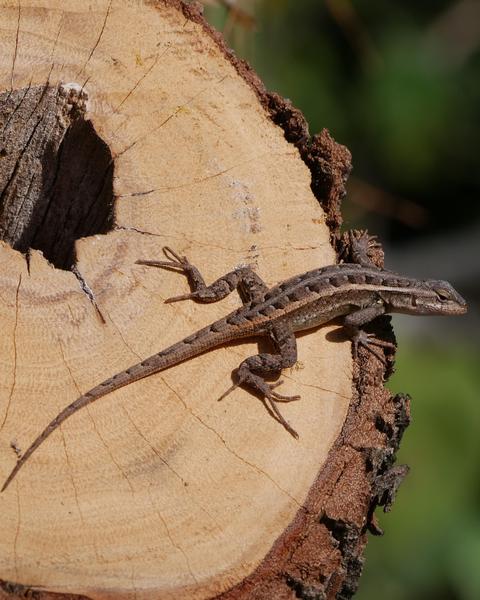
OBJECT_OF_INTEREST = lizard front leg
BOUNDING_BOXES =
[344,304,395,364]
[219,323,300,438]
[340,231,394,362]
[136,247,268,305]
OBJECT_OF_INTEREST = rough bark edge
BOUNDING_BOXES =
[1,1,410,598]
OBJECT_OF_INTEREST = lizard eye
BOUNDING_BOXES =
[435,289,450,302]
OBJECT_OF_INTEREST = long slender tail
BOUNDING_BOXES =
[1,319,242,492]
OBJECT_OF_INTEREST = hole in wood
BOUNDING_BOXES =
[0,82,114,270]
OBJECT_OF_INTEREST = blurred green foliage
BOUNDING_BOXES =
[201,2,480,598]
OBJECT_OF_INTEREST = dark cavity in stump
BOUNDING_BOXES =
[0,82,114,270]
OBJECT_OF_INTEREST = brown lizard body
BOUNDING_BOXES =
[1,232,467,492]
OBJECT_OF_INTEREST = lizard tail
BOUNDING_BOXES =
[2,370,148,492]
[2,319,245,492]
[1,394,98,492]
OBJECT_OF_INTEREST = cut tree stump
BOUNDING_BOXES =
[0,1,410,599]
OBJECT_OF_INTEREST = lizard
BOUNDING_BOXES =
[1,230,467,492]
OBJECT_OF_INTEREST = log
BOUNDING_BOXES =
[0,1,409,598]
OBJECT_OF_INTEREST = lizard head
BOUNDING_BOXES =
[400,279,468,316]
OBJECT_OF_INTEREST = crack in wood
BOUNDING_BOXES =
[149,493,199,585]
[13,482,21,580]
[113,52,162,114]
[10,0,21,91]
[0,274,21,435]
[76,0,113,79]
[71,265,106,323]
[114,75,228,156]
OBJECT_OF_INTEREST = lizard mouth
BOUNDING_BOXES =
[453,303,468,315]
[437,300,468,316]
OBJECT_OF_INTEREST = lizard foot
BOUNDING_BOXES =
[340,229,384,268]
[351,329,395,365]
[136,247,200,303]
[136,246,188,270]
[218,376,300,439]
[263,382,301,439]
[268,380,301,402]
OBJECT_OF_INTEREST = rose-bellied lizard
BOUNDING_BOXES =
[1,231,467,492]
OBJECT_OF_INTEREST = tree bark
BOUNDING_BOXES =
[0,1,409,599]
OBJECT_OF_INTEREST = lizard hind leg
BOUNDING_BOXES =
[339,229,383,268]
[219,325,301,439]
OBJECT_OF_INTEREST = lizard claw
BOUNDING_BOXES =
[136,247,192,272]
[162,246,189,266]
[268,381,301,403]
[267,382,301,438]
[339,229,384,269]
[264,393,300,439]
[136,247,202,303]
[218,375,300,439]
[351,330,395,365]
[351,229,381,251]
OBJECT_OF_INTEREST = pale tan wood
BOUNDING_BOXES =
[0,1,352,598]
